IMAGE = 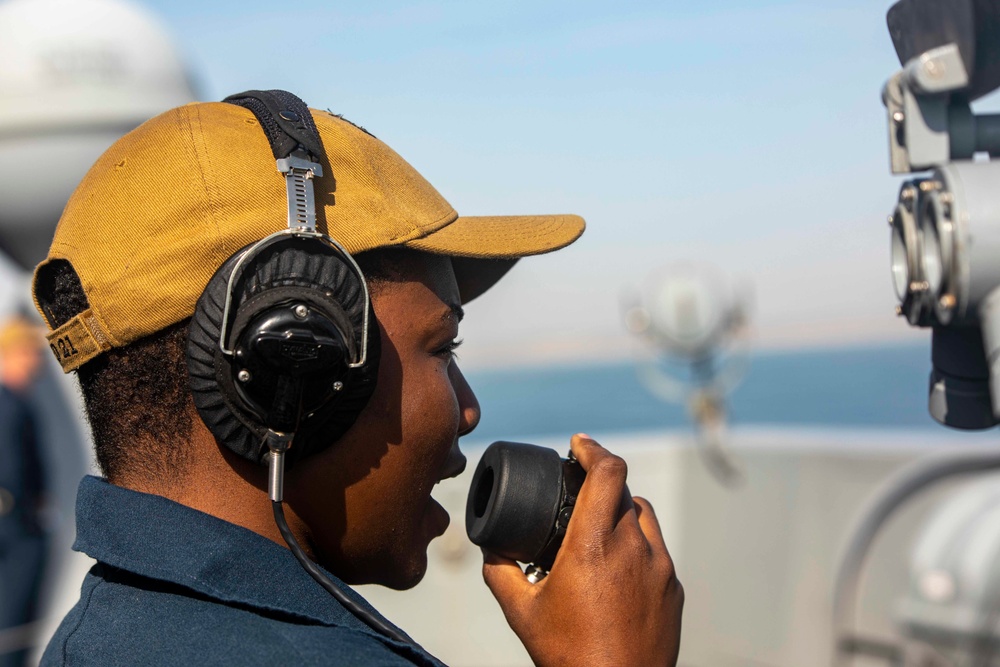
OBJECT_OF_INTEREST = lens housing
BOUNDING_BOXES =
[890,206,911,302]
[920,204,943,301]
[918,163,1000,325]
[890,181,934,326]
[918,186,956,324]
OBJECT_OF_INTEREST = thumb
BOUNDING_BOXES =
[481,549,533,621]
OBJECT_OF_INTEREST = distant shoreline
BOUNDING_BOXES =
[462,342,964,445]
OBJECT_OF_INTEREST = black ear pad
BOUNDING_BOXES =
[187,237,380,465]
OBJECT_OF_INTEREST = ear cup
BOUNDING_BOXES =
[187,237,380,465]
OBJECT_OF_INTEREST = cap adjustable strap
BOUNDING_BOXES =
[46,308,111,372]
[223,90,325,232]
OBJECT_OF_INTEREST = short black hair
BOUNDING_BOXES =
[36,248,414,484]
[37,260,193,484]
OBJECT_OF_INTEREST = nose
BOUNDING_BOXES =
[450,363,481,437]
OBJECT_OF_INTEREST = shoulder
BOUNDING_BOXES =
[41,567,432,667]
[276,624,436,666]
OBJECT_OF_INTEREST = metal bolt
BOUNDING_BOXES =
[892,110,905,123]
[939,293,956,309]
[919,180,942,193]
[939,192,954,204]
[924,58,944,79]
[900,186,916,201]
[887,215,895,227]
[910,281,930,293]
[895,305,904,316]
[238,370,252,383]
[294,304,308,319]
[332,381,344,392]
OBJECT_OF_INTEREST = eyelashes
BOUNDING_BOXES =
[437,338,463,360]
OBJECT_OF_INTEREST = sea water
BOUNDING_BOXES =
[461,343,990,446]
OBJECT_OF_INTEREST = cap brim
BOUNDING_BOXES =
[405,214,584,259]
[448,257,516,303]
[404,214,585,303]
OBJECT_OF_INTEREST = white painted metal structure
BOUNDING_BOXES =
[0,0,195,661]
[0,0,195,269]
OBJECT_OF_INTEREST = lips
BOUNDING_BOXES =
[426,451,466,537]
[436,450,467,484]
[428,497,451,537]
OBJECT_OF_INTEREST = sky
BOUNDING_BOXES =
[11,0,995,369]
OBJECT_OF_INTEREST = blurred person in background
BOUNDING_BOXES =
[0,317,49,667]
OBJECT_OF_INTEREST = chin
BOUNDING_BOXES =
[381,554,428,591]
[322,549,429,590]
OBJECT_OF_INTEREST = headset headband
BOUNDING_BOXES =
[217,91,372,368]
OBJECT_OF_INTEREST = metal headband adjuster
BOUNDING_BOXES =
[276,156,323,232]
[215,156,371,368]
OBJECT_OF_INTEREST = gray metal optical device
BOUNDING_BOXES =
[884,0,1000,429]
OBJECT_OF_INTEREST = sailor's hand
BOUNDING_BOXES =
[482,433,683,667]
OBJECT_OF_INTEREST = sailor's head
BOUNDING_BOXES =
[31,96,584,586]
[0,316,44,393]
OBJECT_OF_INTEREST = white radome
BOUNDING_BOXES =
[0,0,196,269]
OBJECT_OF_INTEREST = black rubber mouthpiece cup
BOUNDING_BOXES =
[465,441,585,571]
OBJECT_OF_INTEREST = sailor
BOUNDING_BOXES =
[0,318,48,667]
[31,91,683,666]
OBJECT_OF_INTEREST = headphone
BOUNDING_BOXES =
[183,91,408,645]
[186,90,381,468]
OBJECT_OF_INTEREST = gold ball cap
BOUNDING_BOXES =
[32,101,584,367]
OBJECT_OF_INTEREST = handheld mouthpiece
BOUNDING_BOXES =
[466,441,585,573]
